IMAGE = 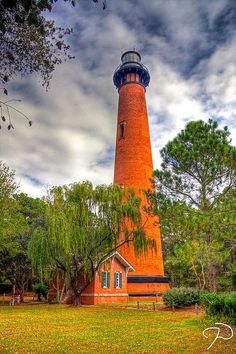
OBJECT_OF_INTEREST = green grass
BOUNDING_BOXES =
[0,304,235,353]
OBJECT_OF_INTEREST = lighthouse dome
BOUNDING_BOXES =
[121,51,141,64]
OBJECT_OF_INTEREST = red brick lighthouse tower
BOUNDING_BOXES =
[113,51,169,299]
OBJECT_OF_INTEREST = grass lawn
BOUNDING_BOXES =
[0,304,235,353]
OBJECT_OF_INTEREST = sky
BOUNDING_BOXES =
[1,0,236,197]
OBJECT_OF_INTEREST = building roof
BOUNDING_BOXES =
[101,251,135,272]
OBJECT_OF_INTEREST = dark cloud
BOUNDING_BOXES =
[22,174,42,187]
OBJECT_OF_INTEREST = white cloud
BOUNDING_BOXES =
[192,36,236,142]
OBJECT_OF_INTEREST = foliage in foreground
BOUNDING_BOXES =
[0,0,107,88]
[0,0,73,88]
[200,291,236,325]
[163,287,200,308]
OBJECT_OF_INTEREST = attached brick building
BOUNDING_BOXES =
[81,251,135,305]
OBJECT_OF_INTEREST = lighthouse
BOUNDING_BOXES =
[113,50,169,299]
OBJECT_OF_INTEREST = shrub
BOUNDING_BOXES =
[200,292,236,325]
[224,293,236,323]
[200,292,224,317]
[0,281,12,294]
[163,287,200,308]
[32,284,48,301]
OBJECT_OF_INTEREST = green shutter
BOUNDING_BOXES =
[114,272,118,288]
[102,271,106,288]
[107,272,110,288]
[119,272,122,289]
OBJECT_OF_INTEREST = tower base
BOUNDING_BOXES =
[127,275,169,300]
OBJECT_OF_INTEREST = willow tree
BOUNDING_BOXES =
[153,120,236,291]
[29,182,151,304]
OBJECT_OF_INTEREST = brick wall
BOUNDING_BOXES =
[81,256,129,304]
[114,83,165,277]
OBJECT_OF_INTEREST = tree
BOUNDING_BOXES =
[29,182,152,305]
[0,0,106,129]
[0,161,26,247]
[0,162,27,296]
[0,0,107,88]
[10,193,46,299]
[0,162,46,300]
[153,120,236,291]
[0,0,74,88]
[0,87,33,130]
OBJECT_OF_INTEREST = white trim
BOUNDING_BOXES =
[101,251,135,271]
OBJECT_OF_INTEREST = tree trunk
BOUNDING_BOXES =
[56,272,60,303]
[58,279,66,304]
[205,232,217,292]
[208,262,217,292]
[20,285,24,303]
[200,261,206,290]
[192,262,202,289]
[73,288,80,306]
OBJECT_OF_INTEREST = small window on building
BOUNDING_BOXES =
[119,121,126,139]
[101,271,110,288]
[114,271,122,289]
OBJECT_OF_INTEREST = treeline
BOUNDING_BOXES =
[0,167,150,303]
[152,119,236,291]
[0,164,46,298]
[0,119,235,300]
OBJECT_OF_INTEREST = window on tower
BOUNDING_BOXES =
[135,73,140,82]
[130,73,135,81]
[119,121,126,139]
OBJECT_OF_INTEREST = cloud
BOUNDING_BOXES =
[0,0,235,197]
[191,35,236,140]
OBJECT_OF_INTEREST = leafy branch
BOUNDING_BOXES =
[0,88,32,130]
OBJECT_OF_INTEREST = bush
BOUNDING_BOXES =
[0,281,12,294]
[200,292,224,317]
[200,292,236,325]
[163,287,200,308]
[32,284,48,301]
[224,293,236,323]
